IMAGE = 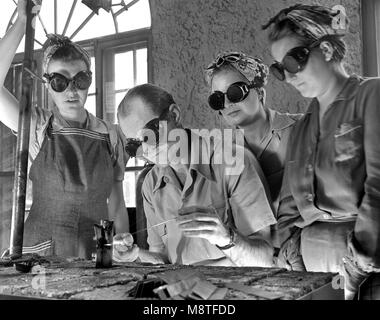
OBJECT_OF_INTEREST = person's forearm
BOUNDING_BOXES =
[108,181,129,233]
[0,17,26,86]
[114,207,129,234]
[138,249,169,264]
[223,233,274,267]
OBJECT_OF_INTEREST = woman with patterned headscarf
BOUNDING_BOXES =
[0,0,129,259]
[263,4,380,299]
[205,52,301,213]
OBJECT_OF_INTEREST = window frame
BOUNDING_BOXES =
[362,0,380,76]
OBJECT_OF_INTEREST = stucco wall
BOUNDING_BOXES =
[149,0,362,129]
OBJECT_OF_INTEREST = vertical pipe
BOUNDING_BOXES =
[9,0,39,258]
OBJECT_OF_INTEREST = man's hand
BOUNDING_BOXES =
[112,233,139,262]
[176,206,230,247]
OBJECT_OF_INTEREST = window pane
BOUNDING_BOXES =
[89,57,96,94]
[117,0,151,33]
[115,51,134,90]
[85,95,96,116]
[2,0,151,52]
[115,91,128,110]
[123,172,136,207]
[136,48,148,85]
[64,1,114,42]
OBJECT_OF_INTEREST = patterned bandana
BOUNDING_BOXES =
[206,51,269,104]
[42,34,91,74]
[262,4,349,41]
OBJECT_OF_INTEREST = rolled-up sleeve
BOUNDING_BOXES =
[142,176,165,253]
[225,145,276,236]
[344,79,380,290]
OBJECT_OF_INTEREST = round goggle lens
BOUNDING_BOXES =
[48,71,92,92]
[208,91,225,110]
[50,74,69,92]
[74,72,92,90]
[226,84,245,103]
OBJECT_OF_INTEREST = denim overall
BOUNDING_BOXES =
[23,118,114,259]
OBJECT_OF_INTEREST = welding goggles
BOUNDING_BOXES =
[208,81,257,110]
[43,70,92,92]
[270,41,320,81]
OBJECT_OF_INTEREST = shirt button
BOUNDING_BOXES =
[306,194,313,202]
[307,164,313,172]
[163,177,169,183]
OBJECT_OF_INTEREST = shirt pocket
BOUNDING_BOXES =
[334,119,363,163]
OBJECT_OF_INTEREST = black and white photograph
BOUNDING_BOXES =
[0,0,379,311]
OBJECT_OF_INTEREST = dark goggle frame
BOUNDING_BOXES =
[43,70,92,92]
[208,81,257,111]
[270,41,320,81]
[124,108,170,158]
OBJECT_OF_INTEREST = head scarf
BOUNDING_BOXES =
[262,4,349,41]
[206,51,269,104]
[42,34,91,74]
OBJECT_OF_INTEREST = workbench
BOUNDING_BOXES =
[0,257,343,300]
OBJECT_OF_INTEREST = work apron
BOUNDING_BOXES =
[301,220,356,273]
[23,121,114,259]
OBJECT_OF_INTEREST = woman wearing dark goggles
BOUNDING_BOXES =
[206,51,301,205]
[269,41,320,81]
[208,81,257,110]
[43,70,92,92]
[0,0,129,259]
[264,4,380,300]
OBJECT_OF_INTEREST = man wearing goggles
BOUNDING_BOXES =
[206,52,301,212]
[113,83,276,267]
[124,108,170,160]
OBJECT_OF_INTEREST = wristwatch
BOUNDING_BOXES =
[216,227,236,250]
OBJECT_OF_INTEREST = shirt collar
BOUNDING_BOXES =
[51,107,108,133]
[267,108,301,132]
[306,75,361,114]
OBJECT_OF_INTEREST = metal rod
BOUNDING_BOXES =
[37,13,48,36]
[63,0,78,36]
[111,8,118,33]
[114,0,140,17]
[34,38,43,47]
[9,0,39,258]
[69,11,96,40]
[130,218,176,236]
[54,0,57,34]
